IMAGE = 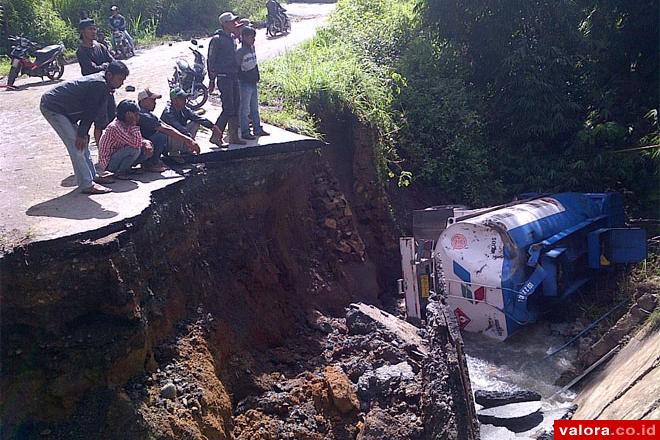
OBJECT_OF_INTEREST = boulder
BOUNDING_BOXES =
[475,390,542,408]
[477,401,543,433]
[345,303,428,358]
[324,365,359,414]
[358,362,414,401]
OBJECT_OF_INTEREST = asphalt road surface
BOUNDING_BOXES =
[0,2,335,249]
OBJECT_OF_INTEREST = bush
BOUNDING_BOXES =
[5,0,78,50]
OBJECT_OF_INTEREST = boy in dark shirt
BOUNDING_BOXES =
[236,26,269,140]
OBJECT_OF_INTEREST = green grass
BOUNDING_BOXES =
[0,57,10,76]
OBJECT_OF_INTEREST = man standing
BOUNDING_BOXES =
[76,18,116,147]
[76,18,114,76]
[109,5,134,52]
[161,88,224,156]
[207,12,245,145]
[40,61,130,194]
[137,88,200,168]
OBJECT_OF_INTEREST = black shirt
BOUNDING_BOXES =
[41,72,114,136]
[76,41,114,76]
[160,102,214,136]
[207,31,238,76]
[138,108,162,139]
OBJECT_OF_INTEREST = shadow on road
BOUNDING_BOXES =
[6,79,63,91]
[27,189,119,220]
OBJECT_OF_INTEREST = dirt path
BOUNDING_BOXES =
[0,2,335,250]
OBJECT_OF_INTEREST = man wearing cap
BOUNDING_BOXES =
[99,99,160,179]
[77,18,117,148]
[137,88,200,166]
[77,18,114,76]
[207,12,245,146]
[109,5,134,52]
[161,88,224,155]
[40,61,130,194]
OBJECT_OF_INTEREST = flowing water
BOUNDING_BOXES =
[464,322,577,400]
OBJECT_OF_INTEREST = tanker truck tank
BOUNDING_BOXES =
[400,193,647,341]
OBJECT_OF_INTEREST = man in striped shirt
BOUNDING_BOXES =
[99,100,164,179]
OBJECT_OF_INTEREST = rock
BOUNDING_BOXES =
[479,423,518,440]
[160,382,177,400]
[477,401,543,433]
[474,390,542,408]
[356,408,422,440]
[306,309,333,334]
[324,365,359,414]
[358,362,414,401]
[323,218,338,229]
[345,303,428,357]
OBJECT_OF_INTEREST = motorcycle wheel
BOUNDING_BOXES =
[46,55,65,80]
[7,65,20,86]
[284,18,291,34]
[267,22,276,37]
[187,84,208,110]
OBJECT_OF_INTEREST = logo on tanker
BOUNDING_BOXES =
[451,233,467,249]
[454,307,471,330]
[461,285,486,304]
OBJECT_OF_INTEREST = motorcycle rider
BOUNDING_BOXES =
[207,12,245,146]
[109,5,134,53]
[266,0,286,28]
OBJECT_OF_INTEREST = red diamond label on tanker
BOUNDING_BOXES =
[451,233,467,250]
[454,307,471,330]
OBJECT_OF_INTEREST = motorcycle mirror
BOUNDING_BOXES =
[190,39,198,45]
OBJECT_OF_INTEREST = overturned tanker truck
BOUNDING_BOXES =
[399,193,647,341]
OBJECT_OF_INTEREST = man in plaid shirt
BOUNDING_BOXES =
[99,100,164,178]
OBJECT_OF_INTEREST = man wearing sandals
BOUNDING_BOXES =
[99,100,167,179]
[40,60,129,195]
[137,88,200,165]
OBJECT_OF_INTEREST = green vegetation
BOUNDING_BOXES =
[2,0,267,53]
[260,0,658,210]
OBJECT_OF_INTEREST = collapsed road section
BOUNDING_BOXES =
[0,140,478,439]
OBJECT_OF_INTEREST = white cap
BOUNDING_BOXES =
[218,12,239,24]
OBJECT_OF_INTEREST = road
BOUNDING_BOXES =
[0,2,335,250]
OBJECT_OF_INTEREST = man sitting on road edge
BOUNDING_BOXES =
[137,88,200,167]
[99,99,164,179]
[161,88,225,157]
[40,60,129,195]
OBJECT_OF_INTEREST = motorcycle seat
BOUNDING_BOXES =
[35,45,61,57]
[176,60,192,71]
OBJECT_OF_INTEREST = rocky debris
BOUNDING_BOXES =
[345,303,428,360]
[160,382,177,400]
[231,300,477,439]
[324,365,360,414]
[357,362,415,402]
[312,171,367,261]
[475,389,542,408]
[357,407,423,440]
[421,299,480,440]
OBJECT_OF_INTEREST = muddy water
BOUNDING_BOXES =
[463,322,577,403]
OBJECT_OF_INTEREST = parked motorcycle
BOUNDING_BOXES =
[267,9,291,37]
[6,35,65,87]
[112,30,134,59]
[167,40,208,110]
